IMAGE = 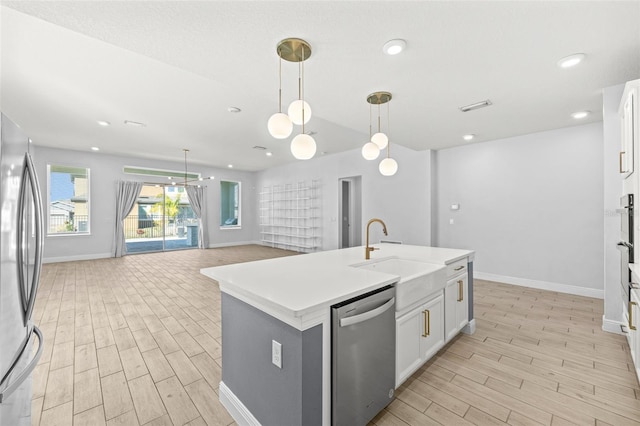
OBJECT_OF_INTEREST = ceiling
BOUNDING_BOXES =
[1,1,639,171]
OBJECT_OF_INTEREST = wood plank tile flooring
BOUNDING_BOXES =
[31,246,640,425]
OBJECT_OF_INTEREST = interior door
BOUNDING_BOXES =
[341,180,350,248]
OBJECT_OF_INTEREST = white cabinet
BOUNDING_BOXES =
[620,80,638,177]
[395,293,444,387]
[445,273,468,342]
[629,289,640,383]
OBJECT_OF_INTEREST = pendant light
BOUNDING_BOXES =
[362,101,380,160]
[370,93,389,149]
[167,149,215,187]
[364,92,398,176]
[267,53,293,139]
[268,38,316,160]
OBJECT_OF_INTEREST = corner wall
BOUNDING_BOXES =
[436,123,605,297]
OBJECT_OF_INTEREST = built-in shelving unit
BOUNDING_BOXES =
[259,180,320,252]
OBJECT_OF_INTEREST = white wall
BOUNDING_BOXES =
[256,144,433,251]
[33,146,257,262]
[436,123,604,297]
[603,84,626,327]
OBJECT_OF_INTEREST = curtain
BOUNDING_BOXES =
[186,185,208,249]
[113,181,143,257]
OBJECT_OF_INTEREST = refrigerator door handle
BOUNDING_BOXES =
[16,153,44,326]
[24,153,44,324]
[0,325,43,403]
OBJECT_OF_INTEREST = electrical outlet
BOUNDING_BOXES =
[272,340,282,368]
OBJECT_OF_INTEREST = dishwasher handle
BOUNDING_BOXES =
[340,297,395,327]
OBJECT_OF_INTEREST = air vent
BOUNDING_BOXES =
[253,145,267,150]
[459,100,492,112]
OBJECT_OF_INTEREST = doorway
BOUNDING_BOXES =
[124,184,199,253]
[338,176,362,248]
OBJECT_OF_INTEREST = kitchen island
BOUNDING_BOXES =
[201,244,474,426]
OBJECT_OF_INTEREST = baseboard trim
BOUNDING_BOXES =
[462,319,476,335]
[474,272,604,299]
[219,381,261,426]
[42,252,112,264]
[208,240,262,249]
[602,315,626,335]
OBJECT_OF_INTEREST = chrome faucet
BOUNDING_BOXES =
[365,218,388,260]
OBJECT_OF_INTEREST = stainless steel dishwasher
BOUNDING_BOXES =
[331,285,395,426]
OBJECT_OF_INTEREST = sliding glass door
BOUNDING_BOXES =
[124,184,198,254]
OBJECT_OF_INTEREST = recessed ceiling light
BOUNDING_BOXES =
[227,107,241,113]
[557,53,585,69]
[571,110,590,119]
[91,147,100,151]
[228,164,233,168]
[383,39,406,55]
[97,120,110,126]
[463,134,474,141]
[266,152,273,157]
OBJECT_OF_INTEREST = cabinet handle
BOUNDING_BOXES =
[620,151,626,174]
[422,309,430,337]
[454,266,464,271]
[458,280,464,302]
[630,301,637,331]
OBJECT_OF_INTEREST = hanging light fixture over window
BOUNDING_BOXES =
[362,92,398,176]
[167,149,215,187]
[267,38,316,160]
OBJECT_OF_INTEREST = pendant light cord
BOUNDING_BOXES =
[369,102,372,139]
[184,149,188,187]
[387,101,390,158]
[300,45,305,133]
[278,54,283,113]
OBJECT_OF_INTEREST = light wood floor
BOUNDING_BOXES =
[31,246,640,425]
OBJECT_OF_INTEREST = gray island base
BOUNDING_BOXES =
[201,244,475,425]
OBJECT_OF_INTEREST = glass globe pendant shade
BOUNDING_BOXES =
[267,112,293,139]
[362,142,380,160]
[290,133,316,160]
[379,157,398,176]
[371,132,388,149]
[288,100,312,125]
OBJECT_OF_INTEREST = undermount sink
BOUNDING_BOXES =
[352,258,446,312]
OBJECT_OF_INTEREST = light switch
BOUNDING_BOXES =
[450,204,460,211]
[272,340,282,368]
[449,218,454,225]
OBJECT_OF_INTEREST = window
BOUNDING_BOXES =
[48,165,90,235]
[220,180,240,227]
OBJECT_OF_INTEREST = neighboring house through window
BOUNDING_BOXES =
[220,180,240,227]
[47,165,90,235]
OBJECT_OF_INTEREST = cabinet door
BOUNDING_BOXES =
[445,273,469,342]
[445,278,458,342]
[621,90,635,176]
[631,290,640,382]
[420,294,444,361]
[396,306,424,388]
[456,274,469,331]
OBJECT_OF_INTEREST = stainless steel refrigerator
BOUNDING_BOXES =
[0,113,45,426]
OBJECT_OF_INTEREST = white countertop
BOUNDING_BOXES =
[201,244,474,330]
